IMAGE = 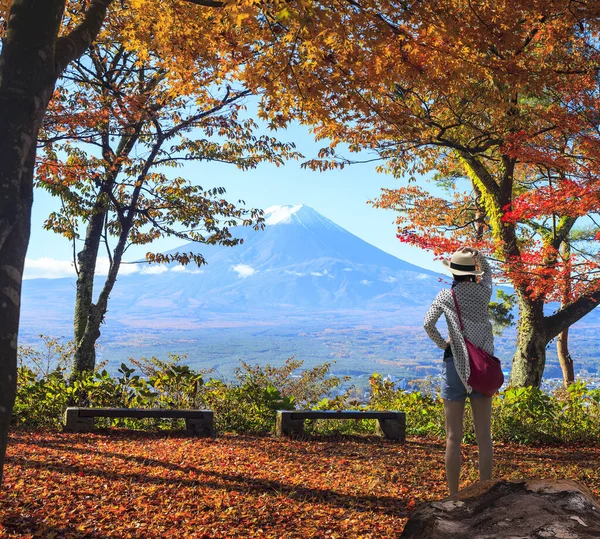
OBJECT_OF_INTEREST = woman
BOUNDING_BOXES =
[423,246,494,495]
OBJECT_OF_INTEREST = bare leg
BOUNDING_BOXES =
[470,396,493,481]
[443,399,465,495]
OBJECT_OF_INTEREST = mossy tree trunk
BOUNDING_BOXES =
[509,299,548,387]
[71,129,142,379]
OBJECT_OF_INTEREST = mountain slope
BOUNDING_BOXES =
[21,205,446,330]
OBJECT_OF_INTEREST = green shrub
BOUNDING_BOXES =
[552,381,600,443]
[367,374,600,445]
[201,379,294,434]
[368,373,445,437]
[230,358,349,409]
[491,383,600,444]
[14,342,345,434]
[12,366,70,428]
[14,337,75,428]
[199,358,346,434]
[13,336,600,443]
[492,386,560,443]
[130,354,205,409]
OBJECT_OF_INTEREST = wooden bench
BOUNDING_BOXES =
[276,410,406,441]
[64,407,214,436]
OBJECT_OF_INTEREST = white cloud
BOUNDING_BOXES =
[311,271,324,277]
[24,258,75,279]
[232,263,256,278]
[343,267,353,272]
[360,279,372,285]
[285,270,304,276]
[142,265,168,275]
[24,256,142,280]
[171,265,203,274]
[382,276,397,283]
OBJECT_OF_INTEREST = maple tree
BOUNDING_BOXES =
[37,39,300,379]
[129,0,600,388]
[373,153,600,388]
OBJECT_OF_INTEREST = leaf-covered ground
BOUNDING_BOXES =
[1,430,599,538]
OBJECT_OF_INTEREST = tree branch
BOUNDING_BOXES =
[54,0,113,75]
[457,151,502,200]
[183,0,225,6]
[545,288,600,340]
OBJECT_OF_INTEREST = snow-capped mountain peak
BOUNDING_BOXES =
[264,204,304,225]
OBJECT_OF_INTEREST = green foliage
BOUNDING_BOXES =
[368,373,446,437]
[492,386,559,443]
[13,344,345,434]
[14,336,75,428]
[202,379,294,434]
[367,374,600,444]
[493,382,600,444]
[234,357,350,409]
[18,335,74,376]
[201,358,349,434]
[14,338,600,442]
[12,366,70,428]
[130,355,205,409]
[489,290,517,336]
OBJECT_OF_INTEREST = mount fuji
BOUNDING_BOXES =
[111,204,443,313]
[21,205,446,334]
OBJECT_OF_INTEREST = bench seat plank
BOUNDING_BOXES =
[64,407,214,436]
[76,408,208,419]
[290,411,400,420]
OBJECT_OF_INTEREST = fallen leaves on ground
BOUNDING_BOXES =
[1,430,599,538]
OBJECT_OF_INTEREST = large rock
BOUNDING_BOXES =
[401,479,600,538]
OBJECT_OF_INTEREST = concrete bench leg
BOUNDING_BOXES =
[64,407,95,432]
[186,412,215,437]
[276,411,304,437]
[376,417,406,441]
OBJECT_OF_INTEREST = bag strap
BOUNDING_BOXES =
[451,289,465,332]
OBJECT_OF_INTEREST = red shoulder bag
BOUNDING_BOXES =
[451,289,504,397]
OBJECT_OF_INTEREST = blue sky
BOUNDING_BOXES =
[26,120,443,279]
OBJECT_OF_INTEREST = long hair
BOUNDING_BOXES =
[452,274,476,286]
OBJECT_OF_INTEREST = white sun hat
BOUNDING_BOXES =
[442,249,484,276]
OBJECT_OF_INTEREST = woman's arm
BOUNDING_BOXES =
[459,246,492,298]
[477,253,493,299]
[423,295,448,350]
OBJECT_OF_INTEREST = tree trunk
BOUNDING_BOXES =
[72,209,107,376]
[71,217,131,384]
[556,241,575,388]
[0,197,32,487]
[0,0,69,486]
[0,0,112,484]
[556,328,574,388]
[71,131,145,377]
[510,299,548,387]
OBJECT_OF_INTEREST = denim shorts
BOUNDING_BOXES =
[441,355,486,401]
